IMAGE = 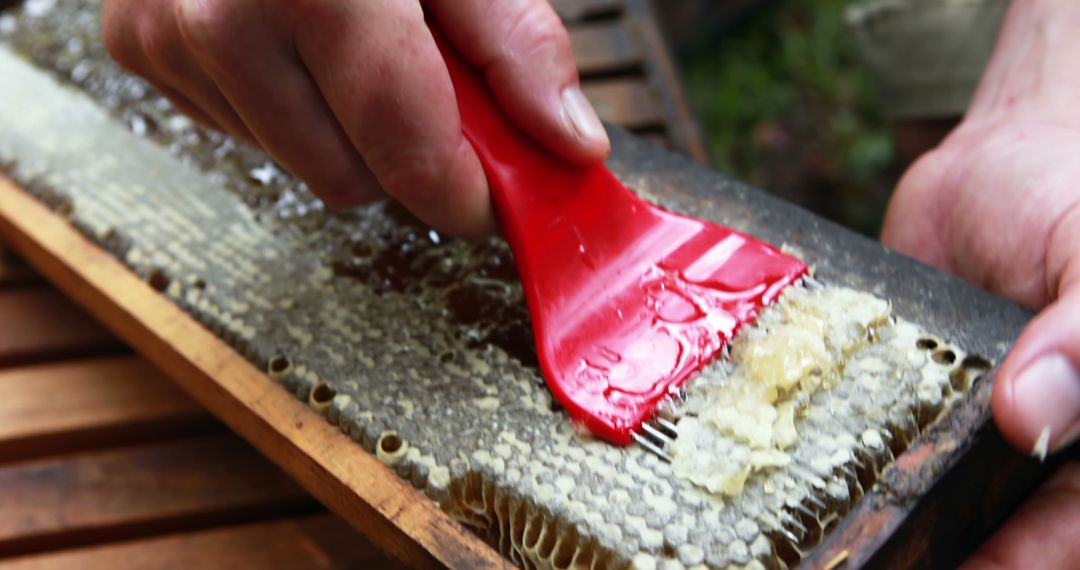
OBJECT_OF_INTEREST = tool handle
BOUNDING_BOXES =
[431,25,635,243]
[430,26,586,220]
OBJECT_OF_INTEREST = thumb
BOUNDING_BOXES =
[429,0,610,164]
[993,285,1080,457]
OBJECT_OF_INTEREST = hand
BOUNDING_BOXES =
[101,0,610,238]
[883,1,1080,566]
[883,0,1080,461]
[960,461,1080,569]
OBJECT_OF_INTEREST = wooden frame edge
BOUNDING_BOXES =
[0,174,508,570]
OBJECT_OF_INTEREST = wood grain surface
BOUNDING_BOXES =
[0,436,317,558]
[0,514,397,570]
[0,284,396,568]
[0,289,125,368]
[570,21,641,76]
[0,356,217,462]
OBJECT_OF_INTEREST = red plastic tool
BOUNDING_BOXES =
[433,29,808,446]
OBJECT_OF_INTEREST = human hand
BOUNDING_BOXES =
[102,0,610,239]
[960,461,1080,569]
[883,0,1080,461]
[883,1,1080,566]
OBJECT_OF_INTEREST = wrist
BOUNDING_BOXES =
[967,0,1080,126]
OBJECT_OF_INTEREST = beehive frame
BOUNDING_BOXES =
[0,90,1051,570]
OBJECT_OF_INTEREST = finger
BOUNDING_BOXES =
[176,0,382,209]
[992,208,1080,456]
[430,0,610,163]
[103,0,255,142]
[961,462,1080,569]
[153,82,223,132]
[291,1,495,237]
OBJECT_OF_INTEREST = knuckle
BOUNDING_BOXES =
[138,22,181,75]
[503,1,572,66]
[382,160,442,201]
[175,0,237,54]
[374,148,448,204]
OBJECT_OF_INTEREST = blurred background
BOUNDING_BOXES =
[657,0,900,238]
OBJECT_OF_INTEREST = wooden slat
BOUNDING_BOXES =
[0,515,398,570]
[570,21,641,75]
[0,265,37,287]
[0,252,38,288]
[582,78,664,128]
[0,289,124,368]
[0,176,508,568]
[0,436,317,559]
[0,356,217,462]
[551,0,622,22]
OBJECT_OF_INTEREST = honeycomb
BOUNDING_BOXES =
[0,3,994,568]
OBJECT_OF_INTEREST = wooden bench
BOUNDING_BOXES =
[0,254,401,568]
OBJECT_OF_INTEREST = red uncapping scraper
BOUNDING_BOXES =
[433,27,808,450]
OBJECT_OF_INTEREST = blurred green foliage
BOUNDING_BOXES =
[681,0,897,236]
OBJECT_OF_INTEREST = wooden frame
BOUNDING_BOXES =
[0,174,509,569]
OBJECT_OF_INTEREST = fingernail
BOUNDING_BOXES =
[1013,354,1080,456]
[1031,426,1050,461]
[561,85,606,145]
